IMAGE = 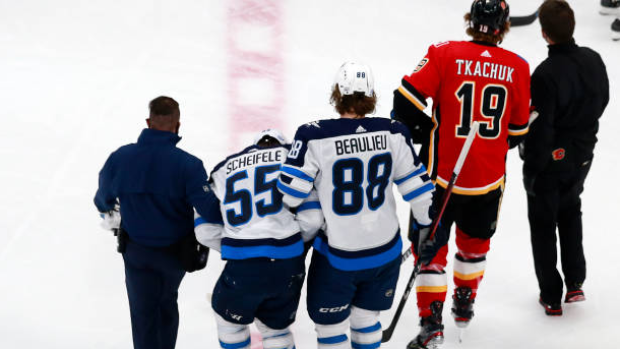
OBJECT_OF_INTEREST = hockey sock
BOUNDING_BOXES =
[349,306,382,348]
[215,313,251,349]
[255,319,295,349]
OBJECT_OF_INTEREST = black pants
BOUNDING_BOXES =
[123,240,186,349]
[526,161,591,303]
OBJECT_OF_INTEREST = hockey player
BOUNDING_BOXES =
[522,0,609,315]
[391,0,530,347]
[194,129,323,349]
[600,0,620,40]
[278,62,435,349]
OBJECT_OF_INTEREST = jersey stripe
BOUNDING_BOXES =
[297,201,321,212]
[394,167,427,185]
[281,165,315,182]
[403,182,435,201]
[435,175,504,195]
[313,235,402,271]
[276,181,310,199]
[221,239,303,260]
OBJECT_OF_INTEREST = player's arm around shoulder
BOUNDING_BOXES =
[277,123,320,207]
[294,189,324,243]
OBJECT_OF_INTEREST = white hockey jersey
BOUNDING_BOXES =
[278,117,434,271]
[196,144,322,260]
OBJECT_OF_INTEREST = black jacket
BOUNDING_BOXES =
[522,40,609,175]
[95,129,221,247]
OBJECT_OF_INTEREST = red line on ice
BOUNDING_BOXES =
[227,0,285,149]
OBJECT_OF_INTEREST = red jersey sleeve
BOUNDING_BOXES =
[507,58,531,136]
[399,44,444,109]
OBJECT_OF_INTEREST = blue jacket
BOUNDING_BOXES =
[94,128,220,247]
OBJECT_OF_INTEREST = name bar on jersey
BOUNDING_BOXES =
[335,134,388,156]
[455,59,514,83]
[226,149,282,174]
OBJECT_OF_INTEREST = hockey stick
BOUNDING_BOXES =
[509,11,539,27]
[381,122,480,343]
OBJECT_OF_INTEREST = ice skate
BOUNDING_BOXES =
[407,301,444,349]
[451,287,475,328]
[612,18,620,41]
[601,0,620,15]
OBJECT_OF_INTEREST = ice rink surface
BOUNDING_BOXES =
[0,0,618,348]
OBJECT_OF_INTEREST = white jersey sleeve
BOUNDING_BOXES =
[194,209,223,251]
[294,189,324,242]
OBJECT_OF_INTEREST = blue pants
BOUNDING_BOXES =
[307,251,400,325]
[123,240,186,349]
[212,256,306,329]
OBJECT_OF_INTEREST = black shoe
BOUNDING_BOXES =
[407,301,444,349]
[451,287,475,328]
[613,19,620,41]
[565,283,586,303]
[601,0,620,15]
[539,298,563,316]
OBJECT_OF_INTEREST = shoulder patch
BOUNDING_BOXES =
[413,58,429,73]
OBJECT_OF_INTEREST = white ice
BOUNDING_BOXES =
[0,0,618,348]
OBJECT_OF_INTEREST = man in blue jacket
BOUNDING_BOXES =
[94,96,219,349]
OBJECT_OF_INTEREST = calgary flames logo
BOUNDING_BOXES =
[552,148,565,161]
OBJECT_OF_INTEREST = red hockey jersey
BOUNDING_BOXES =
[398,41,530,195]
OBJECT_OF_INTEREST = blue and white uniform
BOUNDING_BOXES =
[279,117,434,349]
[195,132,322,349]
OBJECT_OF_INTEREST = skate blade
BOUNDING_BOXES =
[612,33,620,41]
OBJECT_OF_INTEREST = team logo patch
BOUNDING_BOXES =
[552,148,565,161]
[413,58,429,73]
[385,289,394,297]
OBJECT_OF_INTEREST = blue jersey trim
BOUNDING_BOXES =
[222,233,302,247]
[297,201,321,212]
[403,182,434,201]
[317,231,400,258]
[352,341,381,349]
[219,339,251,349]
[194,217,206,227]
[313,235,402,271]
[221,240,304,260]
[318,334,348,345]
[281,166,314,182]
[394,167,426,185]
[351,322,381,334]
[277,181,310,199]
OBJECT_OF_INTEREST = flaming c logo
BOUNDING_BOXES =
[552,148,565,161]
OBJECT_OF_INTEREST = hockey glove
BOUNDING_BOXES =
[410,220,449,265]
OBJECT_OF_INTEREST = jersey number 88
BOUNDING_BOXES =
[332,153,392,215]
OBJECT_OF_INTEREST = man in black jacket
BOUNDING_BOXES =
[521,0,609,316]
[94,96,220,348]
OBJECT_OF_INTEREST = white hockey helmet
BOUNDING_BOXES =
[253,128,288,146]
[333,62,375,97]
